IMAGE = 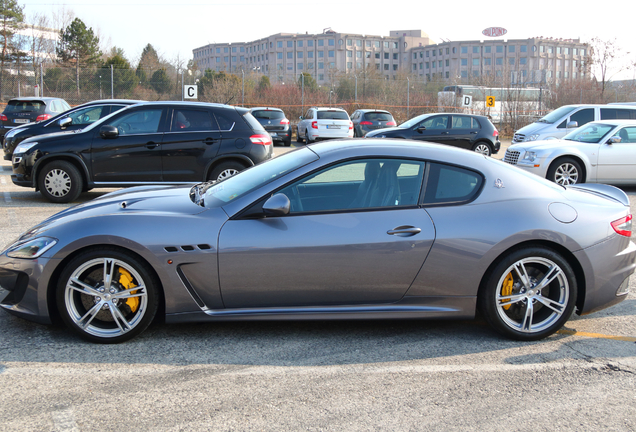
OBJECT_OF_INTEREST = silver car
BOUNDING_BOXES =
[504,120,636,185]
[1,140,634,343]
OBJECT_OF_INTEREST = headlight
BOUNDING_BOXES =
[5,237,57,259]
[14,141,37,154]
[523,151,537,162]
[526,134,540,141]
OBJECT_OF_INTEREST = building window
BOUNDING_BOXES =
[356,40,362,47]
[287,52,293,59]
[452,47,456,54]
[520,57,527,65]
[308,62,314,69]
[384,52,389,59]
[472,58,479,66]
[298,63,303,70]
[496,45,503,53]
[393,42,398,49]
[298,41,303,48]
[484,58,491,65]
[298,52,303,59]
[287,41,293,48]
[393,64,398,71]
[520,45,527,53]
[318,39,324,47]
[347,39,352,46]
[461,59,467,66]
[308,40,314,47]
[461,47,467,54]
[384,41,389,48]
[473,46,479,54]
[384,64,389,70]
[445,59,449,66]
[485,46,491,54]
[347,50,352,57]
[328,39,335,46]
[329,50,334,57]
[509,58,515,65]
[308,51,314,58]
[318,62,324,69]
[375,53,380,59]
[318,51,324,58]
[393,53,398,60]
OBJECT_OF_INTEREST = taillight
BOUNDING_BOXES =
[386,121,397,126]
[280,118,290,125]
[312,121,318,129]
[36,114,52,121]
[493,129,499,137]
[611,214,632,237]
[0,114,7,121]
[359,121,373,126]
[349,121,353,130]
[249,133,272,145]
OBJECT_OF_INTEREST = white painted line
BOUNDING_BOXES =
[51,409,80,432]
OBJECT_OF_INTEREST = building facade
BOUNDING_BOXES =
[193,30,588,86]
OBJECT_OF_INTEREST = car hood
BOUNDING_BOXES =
[514,122,548,136]
[21,129,82,144]
[20,185,208,239]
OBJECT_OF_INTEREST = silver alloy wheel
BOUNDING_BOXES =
[44,168,72,197]
[63,257,149,339]
[217,168,240,181]
[473,143,491,156]
[554,163,579,185]
[495,256,569,334]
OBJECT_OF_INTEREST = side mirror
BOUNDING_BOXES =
[58,117,72,129]
[99,125,119,139]
[416,126,426,133]
[607,136,622,144]
[299,116,304,120]
[566,121,578,129]
[262,193,290,217]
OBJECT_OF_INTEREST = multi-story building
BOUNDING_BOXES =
[193,30,589,86]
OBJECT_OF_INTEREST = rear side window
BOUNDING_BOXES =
[251,110,285,120]
[452,116,480,129]
[239,111,266,132]
[171,109,216,132]
[423,163,483,205]
[317,110,349,120]
[601,108,636,120]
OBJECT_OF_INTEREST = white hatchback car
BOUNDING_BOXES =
[297,107,353,143]
[504,120,636,185]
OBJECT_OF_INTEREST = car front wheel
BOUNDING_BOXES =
[38,160,83,203]
[479,247,577,341]
[56,248,159,343]
[548,158,582,185]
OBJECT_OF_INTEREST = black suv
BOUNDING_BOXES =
[249,107,292,146]
[365,113,500,156]
[11,102,273,202]
[3,99,142,160]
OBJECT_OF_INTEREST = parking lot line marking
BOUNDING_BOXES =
[557,328,636,342]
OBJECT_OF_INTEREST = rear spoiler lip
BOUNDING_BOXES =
[567,183,630,206]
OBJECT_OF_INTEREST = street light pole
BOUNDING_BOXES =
[242,69,245,107]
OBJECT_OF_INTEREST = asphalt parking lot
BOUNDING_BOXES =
[1,142,635,432]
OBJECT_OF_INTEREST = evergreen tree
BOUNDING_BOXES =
[0,0,24,99]
[137,43,161,85]
[57,18,101,95]
[102,48,137,98]
[150,68,170,94]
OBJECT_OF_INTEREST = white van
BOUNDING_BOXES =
[512,104,636,143]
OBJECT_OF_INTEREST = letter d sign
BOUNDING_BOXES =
[461,95,472,107]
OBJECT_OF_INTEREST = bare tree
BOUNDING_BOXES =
[589,37,630,100]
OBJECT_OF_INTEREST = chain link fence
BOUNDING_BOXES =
[2,64,636,137]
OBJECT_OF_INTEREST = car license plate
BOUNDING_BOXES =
[14,119,30,124]
[270,132,277,136]
[327,125,340,129]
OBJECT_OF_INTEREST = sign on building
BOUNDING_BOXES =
[482,27,507,37]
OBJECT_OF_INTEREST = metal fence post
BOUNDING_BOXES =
[110,65,114,99]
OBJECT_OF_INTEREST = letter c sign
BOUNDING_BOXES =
[184,85,198,99]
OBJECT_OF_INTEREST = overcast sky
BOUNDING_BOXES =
[21,0,636,80]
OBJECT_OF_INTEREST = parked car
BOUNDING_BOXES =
[3,99,143,161]
[1,139,634,343]
[11,101,273,203]
[504,120,636,185]
[297,107,353,143]
[1,97,71,140]
[350,109,396,137]
[249,107,292,146]
[365,113,500,156]
[512,104,636,143]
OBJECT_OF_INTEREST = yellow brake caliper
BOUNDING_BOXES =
[501,272,514,310]
[118,268,139,313]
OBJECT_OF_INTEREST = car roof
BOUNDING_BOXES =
[250,107,284,112]
[356,109,391,114]
[75,99,145,107]
[7,97,64,103]
[124,101,241,111]
[587,119,636,126]
[312,106,347,111]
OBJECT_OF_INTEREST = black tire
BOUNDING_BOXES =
[547,158,583,185]
[284,136,292,147]
[56,247,159,343]
[296,127,303,143]
[478,246,577,341]
[38,160,83,203]
[305,129,313,144]
[209,161,245,182]
[472,142,492,156]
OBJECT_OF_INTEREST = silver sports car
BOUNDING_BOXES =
[1,140,635,343]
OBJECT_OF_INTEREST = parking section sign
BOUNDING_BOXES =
[184,85,198,99]
[462,95,472,107]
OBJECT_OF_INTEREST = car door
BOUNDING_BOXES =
[217,158,436,308]
[90,107,166,183]
[161,107,221,182]
[596,126,636,183]
[449,115,479,150]
[410,115,452,145]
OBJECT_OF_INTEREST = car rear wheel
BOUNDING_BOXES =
[548,158,582,185]
[472,142,492,156]
[479,246,577,341]
[56,248,159,343]
[296,127,303,143]
[209,161,245,182]
[38,160,83,203]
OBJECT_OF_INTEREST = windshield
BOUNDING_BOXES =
[563,123,614,143]
[80,105,139,132]
[399,113,431,129]
[317,110,349,120]
[4,100,46,114]
[201,148,319,208]
[537,106,577,124]
[252,110,285,120]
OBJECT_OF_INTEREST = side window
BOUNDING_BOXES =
[213,112,235,130]
[601,108,635,120]
[278,159,425,213]
[617,127,636,143]
[109,109,163,134]
[423,163,483,205]
[69,106,105,125]
[451,116,474,129]
[421,115,449,130]
[171,109,215,132]
[569,108,594,127]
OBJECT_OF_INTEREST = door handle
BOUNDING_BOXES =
[470,131,478,134]
[204,138,217,145]
[387,226,422,237]
[145,142,160,149]
[441,131,449,135]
